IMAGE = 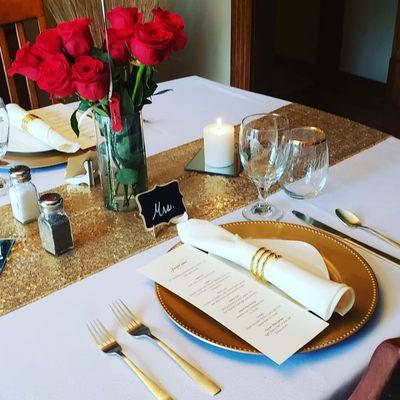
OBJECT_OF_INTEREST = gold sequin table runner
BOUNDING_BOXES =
[0,104,388,316]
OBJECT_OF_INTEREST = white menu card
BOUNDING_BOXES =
[139,244,328,364]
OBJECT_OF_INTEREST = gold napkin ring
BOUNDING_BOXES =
[258,250,273,281]
[250,247,281,282]
[250,247,265,277]
[21,113,39,132]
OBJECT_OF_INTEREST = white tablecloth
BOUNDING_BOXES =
[1,76,399,400]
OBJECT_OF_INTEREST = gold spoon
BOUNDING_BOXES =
[335,208,400,249]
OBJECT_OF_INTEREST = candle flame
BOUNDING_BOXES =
[216,118,222,129]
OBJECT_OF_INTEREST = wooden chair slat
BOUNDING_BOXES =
[15,22,27,46]
[0,26,19,104]
[0,0,48,108]
[37,15,46,33]
[15,22,39,109]
[0,0,46,25]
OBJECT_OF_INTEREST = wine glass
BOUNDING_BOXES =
[279,127,329,199]
[239,113,291,221]
[0,98,10,195]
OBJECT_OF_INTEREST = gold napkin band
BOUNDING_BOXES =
[21,113,39,132]
[250,247,281,283]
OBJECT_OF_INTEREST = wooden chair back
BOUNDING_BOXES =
[0,0,47,109]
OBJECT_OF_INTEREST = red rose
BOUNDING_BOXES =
[37,53,74,98]
[106,6,142,30]
[31,29,63,60]
[105,28,131,65]
[8,43,42,81]
[152,8,187,51]
[57,18,94,57]
[72,55,109,101]
[130,22,173,65]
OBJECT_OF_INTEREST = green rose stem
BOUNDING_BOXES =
[128,182,137,202]
[109,134,130,208]
[122,184,129,207]
[104,123,114,207]
[132,64,145,103]
[114,182,120,197]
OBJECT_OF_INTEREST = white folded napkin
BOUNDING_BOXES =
[177,219,355,321]
[6,103,79,153]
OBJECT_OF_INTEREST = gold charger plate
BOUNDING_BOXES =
[155,221,378,354]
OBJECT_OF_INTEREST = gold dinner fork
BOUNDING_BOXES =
[110,300,221,396]
[87,319,172,400]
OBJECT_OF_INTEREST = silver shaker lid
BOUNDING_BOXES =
[38,193,63,211]
[9,165,31,183]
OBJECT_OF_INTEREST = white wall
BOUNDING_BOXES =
[340,0,397,83]
[157,0,231,85]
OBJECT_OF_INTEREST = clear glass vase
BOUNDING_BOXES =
[94,112,148,211]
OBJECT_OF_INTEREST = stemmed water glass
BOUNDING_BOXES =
[0,98,10,195]
[239,113,291,221]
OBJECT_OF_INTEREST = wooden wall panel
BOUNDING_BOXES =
[230,0,254,90]
[387,0,400,108]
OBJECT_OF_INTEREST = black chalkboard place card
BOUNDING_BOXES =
[136,180,187,233]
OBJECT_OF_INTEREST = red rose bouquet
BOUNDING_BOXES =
[8,7,187,127]
[8,6,187,211]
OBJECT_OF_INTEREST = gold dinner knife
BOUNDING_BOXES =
[292,210,400,268]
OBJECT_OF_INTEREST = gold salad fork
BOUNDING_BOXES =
[110,300,221,396]
[87,319,172,400]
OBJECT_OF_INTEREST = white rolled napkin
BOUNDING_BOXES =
[6,103,79,153]
[177,219,355,321]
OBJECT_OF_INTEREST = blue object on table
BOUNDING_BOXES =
[0,239,15,274]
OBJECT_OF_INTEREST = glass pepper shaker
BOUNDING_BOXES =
[8,165,40,224]
[38,193,74,256]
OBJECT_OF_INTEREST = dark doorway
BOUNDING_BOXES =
[231,0,400,138]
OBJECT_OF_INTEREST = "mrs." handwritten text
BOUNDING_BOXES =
[152,201,174,221]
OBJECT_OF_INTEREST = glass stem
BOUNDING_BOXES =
[256,184,271,214]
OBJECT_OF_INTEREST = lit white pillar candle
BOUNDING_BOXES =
[203,118,235,167]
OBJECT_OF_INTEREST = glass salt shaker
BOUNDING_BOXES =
[8,165,40,224]
[38,193,74,256]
